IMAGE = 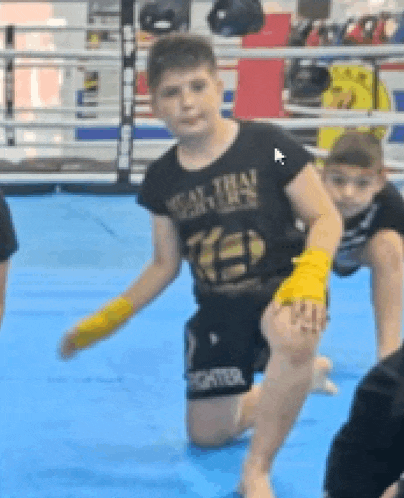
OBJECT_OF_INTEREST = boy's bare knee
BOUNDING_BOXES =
[187,396,242,448]
[188,427,234,448]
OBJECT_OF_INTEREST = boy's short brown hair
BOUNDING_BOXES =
[324,131,384,171]
[147,34,217,91]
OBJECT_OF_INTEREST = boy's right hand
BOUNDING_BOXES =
[59,328,81,360]
[58,296,134,361]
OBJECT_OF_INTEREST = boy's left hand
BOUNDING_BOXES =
[269,299,327,342]
[288,299,327,337]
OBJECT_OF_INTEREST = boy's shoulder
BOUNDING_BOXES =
[146,144,177,176]
[376,181,404,209]
[371,181,404,234]
[238,120,306,158]
[0,189,10,213]
[240,120,288,139]
[140,145,181,192]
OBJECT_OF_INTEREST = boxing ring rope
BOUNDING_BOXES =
[3,43,404,60]
[1,25,404,193]
[0,107,121,114]
[0,24,242,47]
[284,105,404,118]
[2,115,404,129]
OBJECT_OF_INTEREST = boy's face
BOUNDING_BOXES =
[151,64,224,139]
[322,164,386,219]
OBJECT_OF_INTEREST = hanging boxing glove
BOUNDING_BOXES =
[305,21,322,46]
[207,0,265,37]
[362,15,378,44]
[340,17,356,44]
[140,0,190,35]
[289,61,331,98]
[289,19,313,46]
[345,17,365,44]
[372,13,389,44]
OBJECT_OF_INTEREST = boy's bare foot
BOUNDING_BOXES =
[312,356,339,395]
[238,476,274,498]
[239,459,275,498]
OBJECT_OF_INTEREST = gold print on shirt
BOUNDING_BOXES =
[186,227,266,284]
[166,169,258,220]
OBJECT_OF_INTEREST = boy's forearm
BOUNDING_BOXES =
[121,261,179,315]
[372,265,403,359]
[305,210,343,258]
[273,210,342,306]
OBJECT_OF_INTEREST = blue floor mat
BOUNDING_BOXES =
[0,193,381,498]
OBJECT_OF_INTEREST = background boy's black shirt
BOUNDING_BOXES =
[334,182,404,276]
[138,121,313,304]
[0,190,18,262]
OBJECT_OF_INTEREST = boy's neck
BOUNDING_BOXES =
[177,118,239,171]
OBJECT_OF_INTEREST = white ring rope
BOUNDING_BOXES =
[284,105,404,118]
[0,24,121,33]
[9,61,123,69]
[5,138,404,166]
[1,114,402,129]
[8,140,175,148]
[0,173,145,183]
[0,106,120,113]
[215,44,404,59]
[0,24,241,47]
[255,116,404,128]
[0,49,121,60]
[1,43,404,62]
[0,103,233,114]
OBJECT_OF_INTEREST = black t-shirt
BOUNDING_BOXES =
[324,345,404,498]
[333,182,404,276]
[137,120,313,304]
[0,190,18,262]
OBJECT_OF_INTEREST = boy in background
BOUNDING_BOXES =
[322,131,404,498]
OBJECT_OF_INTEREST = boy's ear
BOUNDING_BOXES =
[216,75,224,94]
[150,93,161,118]
[376,167,387,191]
[314,159,326,174]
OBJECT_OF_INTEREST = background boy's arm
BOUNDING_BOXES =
[59,214,182,359]
[362,229,403,359]
[0,260,10,330]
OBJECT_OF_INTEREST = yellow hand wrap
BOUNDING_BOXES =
[273,248,332,305]
[71,296,134,350]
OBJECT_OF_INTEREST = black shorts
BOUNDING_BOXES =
[184,295,270,400]
[185,276,331,400]
[184,275,294,400]
[324,345,404,498]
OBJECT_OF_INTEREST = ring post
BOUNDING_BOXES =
[5,25,15,146]
[117,0,136,185]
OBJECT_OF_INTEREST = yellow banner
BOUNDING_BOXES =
[317,64,391,151]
